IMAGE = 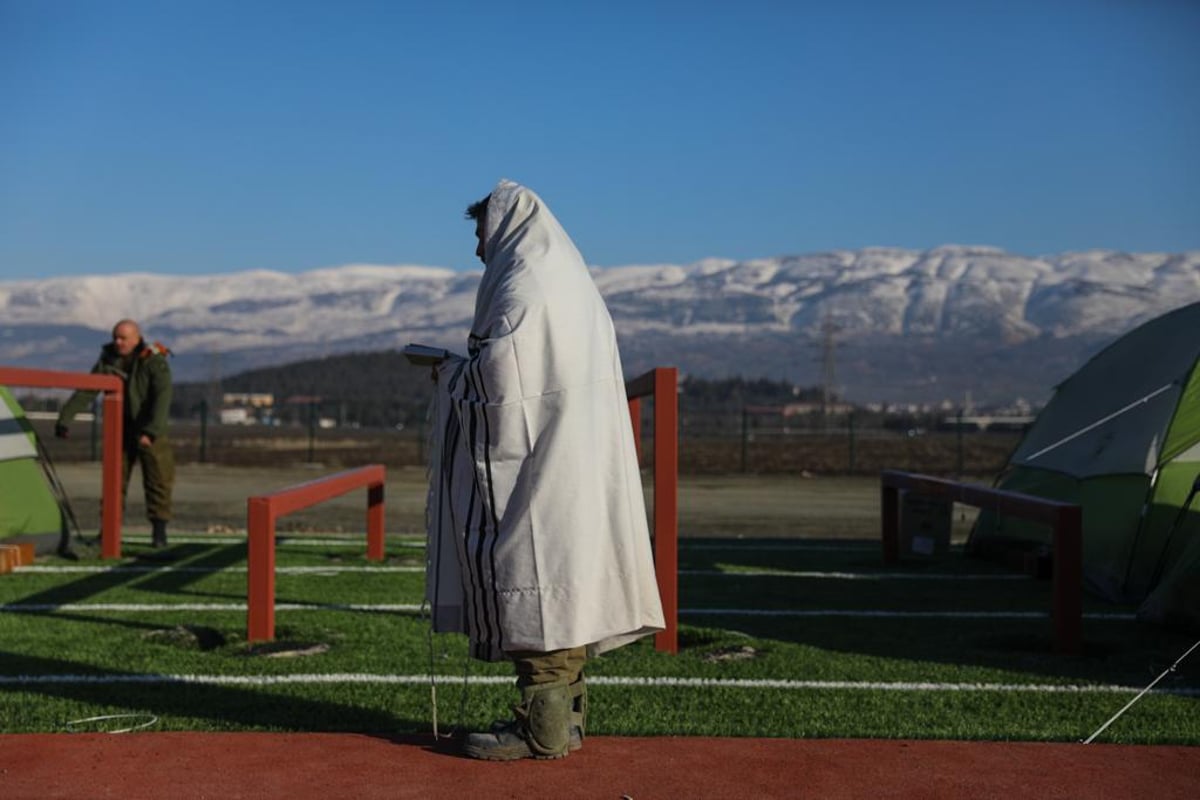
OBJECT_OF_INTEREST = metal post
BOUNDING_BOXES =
[848,411,856,474]
[740,407,748,474]
[307,401,317,463]
[1054,505,1083,655]
[247,497,276,642]
[100,390,123,559]
[653,368,679,654]
[89,395,100,462]
[881,483,899,565]
[628,398,642,463]
[199,398,208,463]
[956,408,964,479]
[367,481,385,561]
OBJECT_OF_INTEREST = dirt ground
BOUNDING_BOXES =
[48,462,980,540]
[50,462,433,535]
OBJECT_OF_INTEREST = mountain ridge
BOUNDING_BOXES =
[3,246,1197,404]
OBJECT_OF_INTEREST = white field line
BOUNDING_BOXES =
[681,569,1027,581]
[680,543,875,551]
[14,566,423,574]
[0,603,424,612]
[684,609,1138,620]
[14,566,1010,581]
[118,536,426,548]
[0,672,1195,696]
[0,603,1135,620]
[122,538,886,552]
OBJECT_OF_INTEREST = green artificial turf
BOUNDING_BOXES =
[1,534,1197,743]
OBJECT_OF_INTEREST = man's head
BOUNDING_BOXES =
[111,319,142,357]
[466,195,490,265]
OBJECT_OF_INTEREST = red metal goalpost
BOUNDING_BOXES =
[0,366,125,558]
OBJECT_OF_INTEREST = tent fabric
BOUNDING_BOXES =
[0,387,64,540]
[1008,303,1200,478]
[426,179,664,661]
[1162,357,1200,463]
[969,302,1200,630]
[0,389,37,461]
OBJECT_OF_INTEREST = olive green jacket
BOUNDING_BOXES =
[58,339,173,441]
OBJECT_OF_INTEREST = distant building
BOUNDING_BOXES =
[219,407,252,425]
[222,392,274,409]
[780,401,855,417]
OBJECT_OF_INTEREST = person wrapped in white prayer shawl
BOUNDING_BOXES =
[425,180,664,760]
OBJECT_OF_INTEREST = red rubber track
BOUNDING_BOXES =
[2,733,1197,799]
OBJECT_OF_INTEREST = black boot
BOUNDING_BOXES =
[151,519,169,549]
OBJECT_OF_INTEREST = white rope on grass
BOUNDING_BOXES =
[1082,637,1200,743]
[64,713,159,733]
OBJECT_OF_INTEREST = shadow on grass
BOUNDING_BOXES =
[0,651,424,735]
[133,542,248,596]
[7,543,249,607]
[676,537,1200,687]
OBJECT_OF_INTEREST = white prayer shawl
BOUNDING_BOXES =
[426,180,664,661]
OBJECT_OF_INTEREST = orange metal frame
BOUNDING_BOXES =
[880,469,1083,655]
[247,465,386,641]
[0,366,125,558]
[626,367,679,655]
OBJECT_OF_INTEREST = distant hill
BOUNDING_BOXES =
[5,247,1198,404]
[172,350,436,429]
[172,353,828,429]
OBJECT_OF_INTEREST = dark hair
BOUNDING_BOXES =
[465,194,490,222]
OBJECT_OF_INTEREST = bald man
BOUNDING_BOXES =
[57,319,176,549]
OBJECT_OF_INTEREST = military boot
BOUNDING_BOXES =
[568,674,586,752]
[463,683,572,761]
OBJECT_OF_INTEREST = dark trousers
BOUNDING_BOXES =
[122,436,175,522]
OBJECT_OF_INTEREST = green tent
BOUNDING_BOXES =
[0,386,68,550]
[969,301,1200,630]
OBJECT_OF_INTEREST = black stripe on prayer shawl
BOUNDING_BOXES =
[471,353,505,653]
[432,361,467,622]
[460,393,488,648]
[458,365,496,653]
[464,357,500,652]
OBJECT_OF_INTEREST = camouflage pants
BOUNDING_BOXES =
[507,646,587,688]
[122,435,175,522]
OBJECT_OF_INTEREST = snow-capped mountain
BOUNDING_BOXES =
[2,246,1198,404]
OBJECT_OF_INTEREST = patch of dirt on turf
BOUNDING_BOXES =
[244,641,332,658]
[701,645,760,663]
[143,625,228,651]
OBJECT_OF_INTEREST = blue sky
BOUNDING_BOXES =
[2,0,1198,279]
